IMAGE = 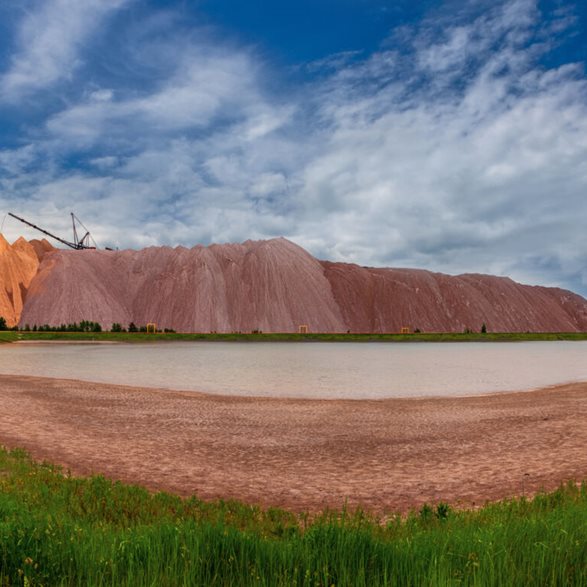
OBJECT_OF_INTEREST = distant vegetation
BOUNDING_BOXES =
[0,318,176,335]
[30,320,103,333]
[0,329,586,343]
[0,318,103,333]
[1,446,587,585]
[0,315,586,343]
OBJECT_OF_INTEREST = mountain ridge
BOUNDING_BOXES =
[1,235,586,332]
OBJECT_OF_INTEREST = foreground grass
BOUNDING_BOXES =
[5,330,587,343]
[1,447,587,585]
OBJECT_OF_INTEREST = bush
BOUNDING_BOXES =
[0,316,7,330]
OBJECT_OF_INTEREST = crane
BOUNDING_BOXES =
[7,212,108,250]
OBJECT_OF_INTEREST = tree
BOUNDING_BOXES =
[128,322,138,333]
[481,323,487,334]
[111,323,122,332]
[0,316,7,331]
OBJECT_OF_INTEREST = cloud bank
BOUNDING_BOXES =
[0,0,586,296]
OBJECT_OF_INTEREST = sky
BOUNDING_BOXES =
[0,0,586,296]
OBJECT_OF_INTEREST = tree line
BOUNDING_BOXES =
[0,317,175,333]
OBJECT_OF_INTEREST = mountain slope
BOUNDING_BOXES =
[322,261,587,333]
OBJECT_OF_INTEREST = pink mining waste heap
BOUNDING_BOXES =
[0,235,586,333]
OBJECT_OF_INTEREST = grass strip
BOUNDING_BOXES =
[8,330,587,343]
[1,446,587,585]
[0,332,18,344]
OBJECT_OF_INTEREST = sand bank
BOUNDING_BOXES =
[1,374,586,513]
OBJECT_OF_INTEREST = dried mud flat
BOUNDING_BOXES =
[1,374,587,514]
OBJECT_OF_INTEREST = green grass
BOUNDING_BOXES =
[0,331,18,343]
[4,330,587,343]
[2,446,587,585]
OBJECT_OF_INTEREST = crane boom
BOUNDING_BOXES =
[7,212,97,250]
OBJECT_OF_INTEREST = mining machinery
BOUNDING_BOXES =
[7,212,111,250]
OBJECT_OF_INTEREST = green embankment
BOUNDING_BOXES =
[2,330,587,343]
[1,447,587,586]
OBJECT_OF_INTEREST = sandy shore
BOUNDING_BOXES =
[1,374,587,513]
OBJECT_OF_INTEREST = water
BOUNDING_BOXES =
[0,341,585,399]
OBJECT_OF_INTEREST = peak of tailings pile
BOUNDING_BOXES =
[0,235,54,327]
[20,238,346,332]
[17,238,587,333]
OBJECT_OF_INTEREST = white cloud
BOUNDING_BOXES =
[89,89,114,102]
[89,156,119,169]
[45,49,288,147]
[0,144,37,175]
[290,0,587,293]
[0,0,130,101]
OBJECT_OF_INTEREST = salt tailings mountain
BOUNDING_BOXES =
[0,234,53,327]
[1,235,586,333]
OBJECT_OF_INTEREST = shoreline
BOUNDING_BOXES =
[1,373,587,513]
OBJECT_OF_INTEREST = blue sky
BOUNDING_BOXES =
[0,0,586,296]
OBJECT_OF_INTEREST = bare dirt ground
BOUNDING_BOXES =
[1,374,587,514]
